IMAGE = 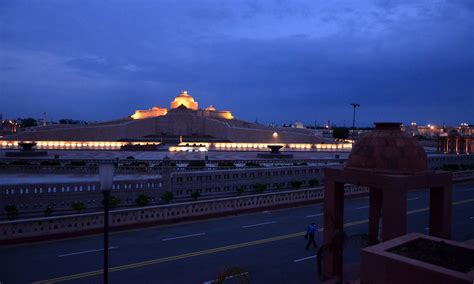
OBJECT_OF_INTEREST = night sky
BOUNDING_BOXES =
[1,0,473,127]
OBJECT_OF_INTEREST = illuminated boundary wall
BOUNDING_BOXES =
[170,142,353,152]
[1,170,473,243]
[0,185,368,244]
[0,140,160,150]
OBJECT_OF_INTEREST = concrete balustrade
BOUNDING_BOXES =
[0,185,368,244]
[0,165,327,218]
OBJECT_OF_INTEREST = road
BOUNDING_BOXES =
[1,182,474,284]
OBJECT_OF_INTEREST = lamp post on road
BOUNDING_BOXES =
[350,103,360,139]
[100,163,114,284]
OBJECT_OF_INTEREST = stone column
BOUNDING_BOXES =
[445,138,449,153]
[455,138,459,154]
[322,179,345,279]
[368,188,383,244]
[429,184,452,239]
[381,187,407,241]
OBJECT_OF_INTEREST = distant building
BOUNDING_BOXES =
[5,91,327,143]
[404,122,474,138]
[170,91,198,110]
[1,120,18,136]
[131,91,233,120]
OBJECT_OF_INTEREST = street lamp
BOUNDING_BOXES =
[350,103,360,139]
[99,163,114,284]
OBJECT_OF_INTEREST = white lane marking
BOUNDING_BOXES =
[262,211,271,214]
[306,213,324,218]
[463,189,474,192]
[408,197,419,201]
[469,217,474,220]
[356,206,369,210]
[58,246,118,257]
[294,255,317,262]
[203,272,249,284]
[425,227,430,230]
[242,221,277,228]
[162,233,206,241]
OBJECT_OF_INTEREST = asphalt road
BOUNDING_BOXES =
[1,182,474,284]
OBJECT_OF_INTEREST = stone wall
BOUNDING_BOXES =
[1,169,473,244]
[2,159,473,219]
[428,154,474,168]
[0,178,163,218]
[0,165,326,219]
[0,185,368,244]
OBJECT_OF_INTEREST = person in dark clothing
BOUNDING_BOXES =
[305,223,318,250]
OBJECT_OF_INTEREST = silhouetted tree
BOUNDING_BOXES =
[18,117,37,128]
[5,205,19,219]
[71,202,86,212]
[332,128,350,140]
[253,183,267,193]
[161,191,174,204]
[308,178,320,186]
[190,191,201,201]
[136,194,151,206]
[44,206,53,216]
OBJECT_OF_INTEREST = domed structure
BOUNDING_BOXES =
[205,105,216,111]
[170,91,198,110]
[346,122,429,174]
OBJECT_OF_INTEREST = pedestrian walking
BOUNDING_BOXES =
[305,223,318,250]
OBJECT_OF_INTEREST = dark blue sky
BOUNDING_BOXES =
[1,0,473,127]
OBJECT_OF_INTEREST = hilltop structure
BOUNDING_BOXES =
[5,91,326,143]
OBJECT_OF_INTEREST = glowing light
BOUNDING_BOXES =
[272,132,278,138]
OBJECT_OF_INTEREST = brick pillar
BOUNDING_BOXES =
[381,187,407,241]
[368,188,383,244]
[322,179,345,279]
[429,184,452,239]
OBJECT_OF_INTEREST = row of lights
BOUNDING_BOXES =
[0,140,160,150]
[214,143,281,149]
[169,146,208,152]
[175,142,352,150]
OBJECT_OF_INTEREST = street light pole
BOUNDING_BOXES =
[100,163,114,284]
[350,103,360,139]
[103,188,110,284]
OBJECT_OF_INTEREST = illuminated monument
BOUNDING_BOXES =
[6,91,325,143]
[170,91,198,110]
[131,91,233,120]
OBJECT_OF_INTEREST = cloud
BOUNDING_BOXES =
[0,0,473,125]
[120,64,142,72]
